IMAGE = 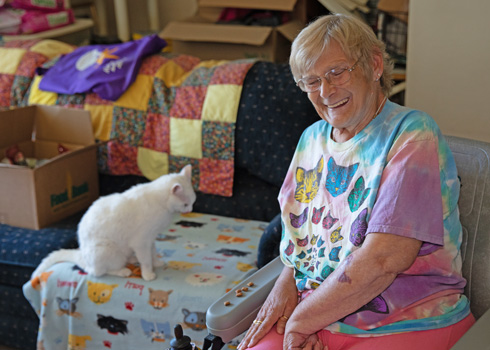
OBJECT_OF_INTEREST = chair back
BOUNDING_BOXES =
[445,135,490,319]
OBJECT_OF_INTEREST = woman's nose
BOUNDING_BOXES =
[319,77,336,97]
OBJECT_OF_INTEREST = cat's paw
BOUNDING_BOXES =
[118,268,132,277]
[153,259,165,267]
[142,270,156,281]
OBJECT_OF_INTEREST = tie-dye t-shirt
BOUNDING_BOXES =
[278,100,470,335]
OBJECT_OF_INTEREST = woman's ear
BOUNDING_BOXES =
[372,49,384,81]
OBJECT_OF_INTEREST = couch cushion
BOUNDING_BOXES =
[235,61,320,188]
[0,213,81,287]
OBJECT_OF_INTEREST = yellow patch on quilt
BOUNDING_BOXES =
[196,60,228,69]
[0,48,26,74]
[29,39,74,59]
[28,76,57,105]
[170,118,202,159]
[202,84,242,123]
[84,104,113,141]
[181,212,204,218]
[114,74,153,111]
[137,147,169,181]
[155,60,187,87]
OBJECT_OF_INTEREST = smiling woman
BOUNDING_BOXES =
[237,13,474,350]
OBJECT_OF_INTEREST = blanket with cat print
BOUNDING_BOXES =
[0,39,255,196]
[23,212,266,350]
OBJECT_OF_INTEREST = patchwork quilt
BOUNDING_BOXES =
[0,39,255,196]
[23,212,267,350]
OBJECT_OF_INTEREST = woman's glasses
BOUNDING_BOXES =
[296,59,360,93]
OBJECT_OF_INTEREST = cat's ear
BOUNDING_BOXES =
[181,164,192,179]
[296,167,305,182]
[172,183,183,195]
[317,156,324,173]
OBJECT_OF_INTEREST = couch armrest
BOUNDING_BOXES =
[205,256,284,344]
[450,308,490,349]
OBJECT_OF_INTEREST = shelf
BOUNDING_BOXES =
[2,18,94,45]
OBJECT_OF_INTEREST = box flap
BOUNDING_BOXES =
[0,106,35,148]
[161,21,272,46]
[277,19,304,42]
[198,0,297,11]
[34,105,95,146]
[377,0,409,14]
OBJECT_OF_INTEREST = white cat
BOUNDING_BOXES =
[31,165,196,281]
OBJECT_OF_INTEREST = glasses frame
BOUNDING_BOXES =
[296,58,360,93]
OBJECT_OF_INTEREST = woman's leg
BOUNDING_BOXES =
[243,327,284,350]
[317,314,475,350]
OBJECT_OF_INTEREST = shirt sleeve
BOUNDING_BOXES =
[367,138,444,246]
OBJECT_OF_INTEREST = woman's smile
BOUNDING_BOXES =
[327,97,349,109]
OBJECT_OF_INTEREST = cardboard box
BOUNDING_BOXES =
[0,105,99,229]
[160,0,307,62]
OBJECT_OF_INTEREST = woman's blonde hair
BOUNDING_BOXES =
[290,14,394,96]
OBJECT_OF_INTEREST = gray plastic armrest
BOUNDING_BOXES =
[206,256,284,343]
[450,308,490,349]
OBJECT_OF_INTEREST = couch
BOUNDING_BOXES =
[0,38,319,349]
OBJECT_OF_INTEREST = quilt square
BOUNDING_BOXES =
[10,75,31,107]
[97,143,110,173]
[210,61,255,85]
[56,93,85,108]
[182,65,216,87]
[155,59,187,87]
[28,76,57,105]
[85,104,114,141]
[106,141,142,175]
[15,51,48,77]
[4,39,38,49]
[199,158,234,197]
[171,54,201,73]
[148,77,175,115]
[201,84,242,123]
[170,86,207,120]
[137,147,169,181]
[169,117,203,159]
[114,74,154,111]
[85,92,114,106]
[142,112,170,153]
[169,156,200,191]
[29,39,74,59]
[111,106,146,147]
[139,54,169,75]
[202,121,235,160]
[0,74,15,108]
[0,48,26,74]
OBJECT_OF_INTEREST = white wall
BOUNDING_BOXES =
[405,0,490,142]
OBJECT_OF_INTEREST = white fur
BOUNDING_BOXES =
[31,165,196,281]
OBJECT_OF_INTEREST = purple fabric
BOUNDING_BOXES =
[38,34,166,101]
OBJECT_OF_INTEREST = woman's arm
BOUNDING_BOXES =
[285,232,422,339]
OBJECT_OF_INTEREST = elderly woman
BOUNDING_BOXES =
[237,14,474,350]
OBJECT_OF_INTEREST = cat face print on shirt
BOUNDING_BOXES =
[294,156,324,203]
[325,157,358,197]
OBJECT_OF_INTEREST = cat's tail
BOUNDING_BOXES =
[31,249,85,280]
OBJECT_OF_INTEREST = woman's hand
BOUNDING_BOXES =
[284,330,327,350]
[237,266,298,350]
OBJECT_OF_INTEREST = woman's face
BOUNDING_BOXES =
[305,40,379,132]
